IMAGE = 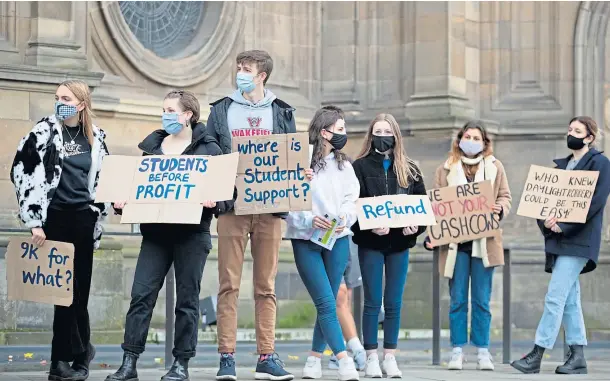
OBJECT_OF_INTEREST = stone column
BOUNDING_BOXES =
[24,1,89,70]
[405,2,476,131]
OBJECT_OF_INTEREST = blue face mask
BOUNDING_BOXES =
[55,101,78,121]
[459,139,484,156]
[236,72,256,93]
[162,113,184,135]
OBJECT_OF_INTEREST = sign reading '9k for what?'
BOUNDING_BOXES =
[517,165,599,223]
[232,133,311,215]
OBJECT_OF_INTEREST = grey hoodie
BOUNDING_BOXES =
[227,89,277,138]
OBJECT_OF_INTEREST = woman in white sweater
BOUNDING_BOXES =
[286,106,360,381]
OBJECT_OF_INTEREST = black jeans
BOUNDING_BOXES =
[44,208,96,362]
[122,233,210,359]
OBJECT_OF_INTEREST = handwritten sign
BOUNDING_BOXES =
[95,153,239,223]
[233,133,311,215]
[517,165,599,223]
[356,195,436,230]
[427,180,499,246]
[6,238,74,306]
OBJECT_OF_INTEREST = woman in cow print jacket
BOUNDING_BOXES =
[10,79,110,381]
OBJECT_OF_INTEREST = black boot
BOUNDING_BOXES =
[105,351,139,381]
[556,345,588,374]
[72,343,96,380]
[49,361,84,381]
[510,345,545,374]
[161,358,189,381]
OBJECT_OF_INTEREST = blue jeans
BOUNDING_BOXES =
[449,251,494,348]
[292,237,350,354]
[359,248,409,350]
[535,256,588,349]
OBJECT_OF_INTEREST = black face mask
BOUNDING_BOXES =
[372,135,395,152]
[567,134,587,150]
[326,131,347,150]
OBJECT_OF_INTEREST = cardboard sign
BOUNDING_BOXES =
[356,195,437,230]
[232,133,311,215]
[95,154,239,223]
[517,165,599,223]
[427,180,499,246]
[6,238,74,307]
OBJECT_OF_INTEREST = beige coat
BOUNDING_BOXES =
[434,157,512,277]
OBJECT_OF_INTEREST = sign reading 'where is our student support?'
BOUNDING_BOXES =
[356,195,437,230]
[427,180,499,247]
[517,165,598,223]
[6,238,74,307]
[232,133,311,215]
[95,154,239,224]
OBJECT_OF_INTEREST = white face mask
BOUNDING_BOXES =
[459,139,483,156]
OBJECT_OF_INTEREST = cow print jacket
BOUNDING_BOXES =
[10,114,110,250]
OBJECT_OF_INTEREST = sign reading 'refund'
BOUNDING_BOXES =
[356,195,437,230]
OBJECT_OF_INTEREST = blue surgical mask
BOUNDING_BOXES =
[236,72,256,93]
[459,139,484,156]
[162,113,184,135]
[55,101,78,121]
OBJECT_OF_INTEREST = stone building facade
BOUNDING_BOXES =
[1,1,610,337]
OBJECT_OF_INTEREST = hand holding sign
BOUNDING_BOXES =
[31,227,46,246]
[402,226,418,236]
[372,227,390,236]
[201,200,217,208]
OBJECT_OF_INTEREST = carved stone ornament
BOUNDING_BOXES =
[99,1,244,87]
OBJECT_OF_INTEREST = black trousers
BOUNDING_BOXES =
[122,233,210,359]
[44,208,96,362]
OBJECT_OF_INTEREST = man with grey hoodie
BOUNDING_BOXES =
[207,50,296,381]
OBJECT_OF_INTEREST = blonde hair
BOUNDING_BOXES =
[59,80,94,146]
[448,120,494,181]
[356,113,420,188]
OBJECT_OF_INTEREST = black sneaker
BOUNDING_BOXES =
[216,353,237,381]
[255,354,294,381]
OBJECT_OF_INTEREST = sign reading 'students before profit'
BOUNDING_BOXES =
[95,153,239,224]
[6,238,75,306]
[427,180,499,247]
[356,195,437,230]
[517,165,599,223]
[232,133,311,215]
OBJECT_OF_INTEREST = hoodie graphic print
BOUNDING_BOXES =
[227,89,276,138]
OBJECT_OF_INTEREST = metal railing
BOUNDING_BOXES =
[0,227,569,368]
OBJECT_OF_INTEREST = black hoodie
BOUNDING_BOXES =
[128,123,233,249]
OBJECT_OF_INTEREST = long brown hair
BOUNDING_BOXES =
[309,106,348,171]
[357,113,420,188]
[59,80,95,146]
[448,120,493,180]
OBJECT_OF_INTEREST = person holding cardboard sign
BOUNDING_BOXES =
[511,116,610,375]
[107,90,232,381]
[206,50,297,381]
[10,80,110,381]
[350,114,427,379]
[423,120,511,371]
[285,106,360,381]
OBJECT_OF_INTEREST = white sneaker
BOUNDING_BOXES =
[303,356,322,379]
[328,354,339,370]
[447,348,464,371]
[477,350,494,371]
[352,348,366,371]
[381,354,402,378]
[338,356,360,381]
[364,353,382,378]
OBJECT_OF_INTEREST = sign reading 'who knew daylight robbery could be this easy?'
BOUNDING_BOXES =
[95,153,239,224]
[6,238,75,307]
[427,180,499,247]
[232,133,311,215]
[355,195,437,230]
[517,165,599,223]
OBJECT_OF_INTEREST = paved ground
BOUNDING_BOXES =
[4,364,610,381]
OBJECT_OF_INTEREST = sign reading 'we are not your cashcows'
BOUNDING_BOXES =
[233,133,311,215]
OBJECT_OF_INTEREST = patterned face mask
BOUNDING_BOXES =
[55,101,79,121]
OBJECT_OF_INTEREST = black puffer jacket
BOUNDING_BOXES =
[127,123,233,249]
[351,151,427,254]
